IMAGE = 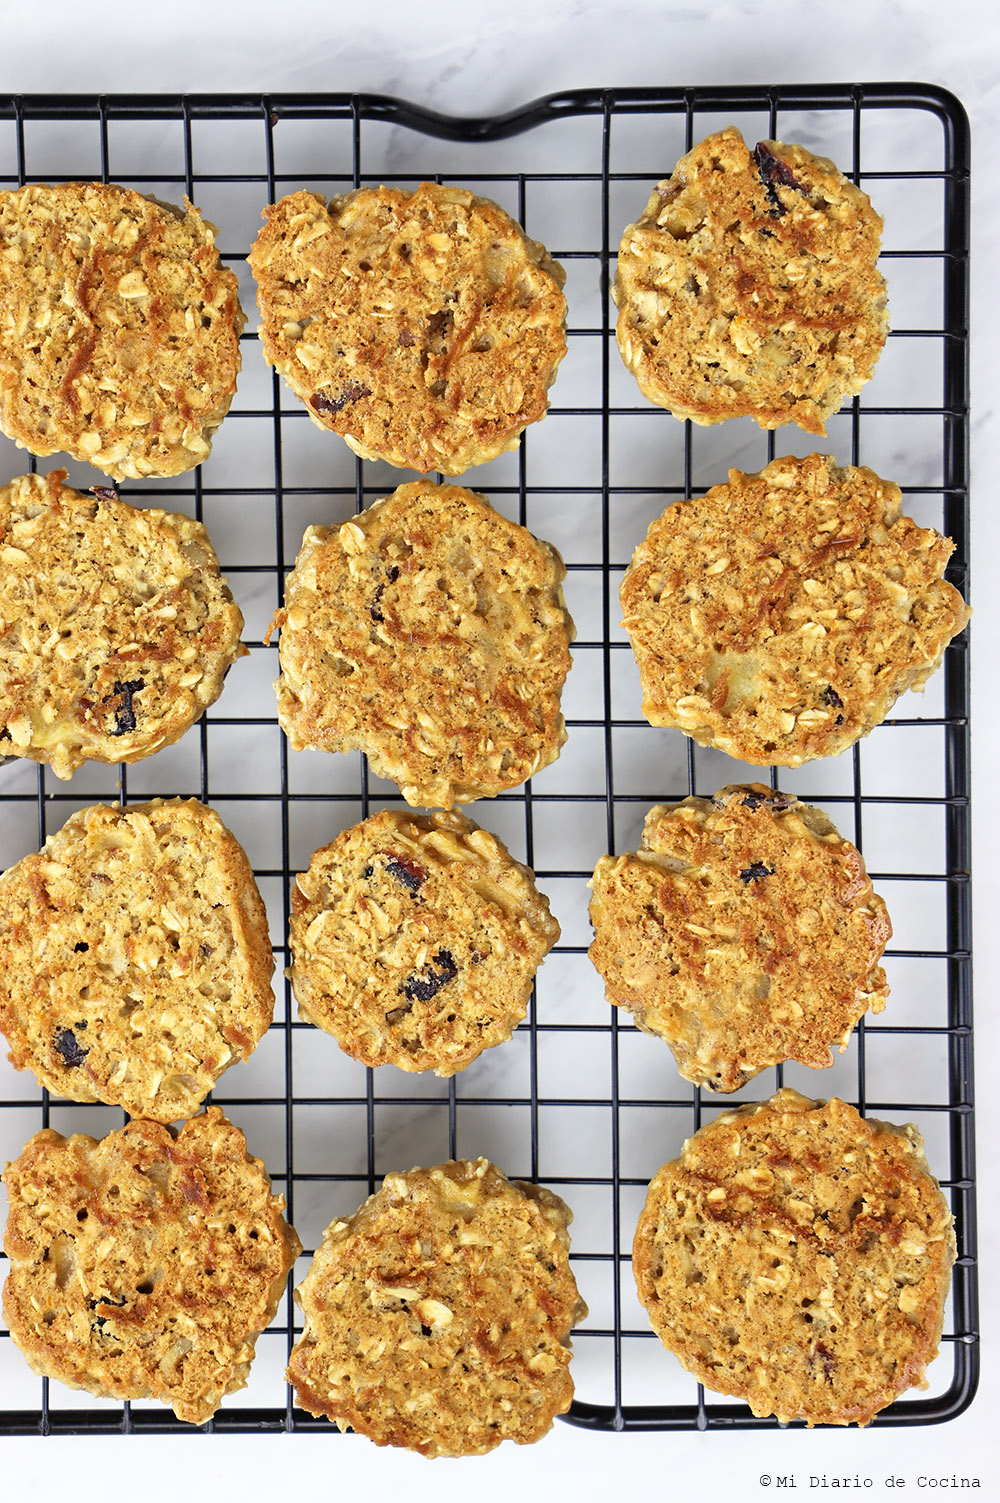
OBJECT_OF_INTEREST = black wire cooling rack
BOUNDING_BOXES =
[0,84,975,1435]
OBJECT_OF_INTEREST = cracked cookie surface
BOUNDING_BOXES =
[613,127,888,434]
[2,1108,301,1425]
[0,470,245,779]
[287,1158,586,1456]
[248,182,566,474]
[290,808,559,1076]
[0,182,245,479]
[270,480,574,807]
[620,453,969,766]
[0,799,274,1122]
[589,786,890,1091]
[633,1089,955,1426]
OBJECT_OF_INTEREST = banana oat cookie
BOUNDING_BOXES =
[633,1089,955,1426]
[588,786,890,1091]
[248,181,566,474]
[290,808,559,1076]
[0,182,245,479]
[0,799,274,1122]
[2,1107,301,1425]
[287,1158,586,1456]
[620,453,969,766]
[0,471,245,779]
[613,127,888,434]
[270,480,575,807]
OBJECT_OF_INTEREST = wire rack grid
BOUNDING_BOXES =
[0,84,975,1436]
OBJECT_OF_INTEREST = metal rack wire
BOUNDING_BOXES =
[0,84,975,1434]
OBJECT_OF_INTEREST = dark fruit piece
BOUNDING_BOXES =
[399,949,457,1003]
[54,1027,89,1067]
[107,678,144,736]
[311,382,371,415]
[753,142,806,218]
[381,851,428,892]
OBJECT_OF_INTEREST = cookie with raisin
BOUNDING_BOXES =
[269,480,575,807]
[613,127,888,434]
[0,182,245,478]
[0,470,246,779]
[287,1158,586,1455]
[589,786,891,1091]
[633,1089,955,1426]
[2,1107,301,1425]
[0,799,274,1122]
[248,182,566,474]
[290,807,559,1075]
[620,453,969,765]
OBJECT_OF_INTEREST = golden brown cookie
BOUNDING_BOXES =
[589,786,890,1091]
[633,1089,955,1426]
[2,1107,301,1425]
[287,1159,586,1456]
[269,480,575,807]
[0,470,246,779]
[613,127,888,434]
[0,799,274,1122]
[248,182,566,474]
[290,808,559,1076]
[620,453,969,766]
[0,182,245,478]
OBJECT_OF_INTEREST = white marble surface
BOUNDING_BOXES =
[0,1,998,1497]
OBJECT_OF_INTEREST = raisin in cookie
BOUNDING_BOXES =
[589,786,890,1091]
[613,127,888,434]
[0,182,245,478]
[0,799,274,1122]
[290,808,559,1076]
[287,1159,586,1456]
[620,453,969,766]
[270,480,574,807]
[0,470,245,779]
[2,1108,301,1425]
[633,1089,955,1426]
[248,182,566,474]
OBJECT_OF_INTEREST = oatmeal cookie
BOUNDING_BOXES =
[0,799,274,1122]
[290,808,559,1076]
[270,480,575,807]
[0,182,245,478]
[2,1107,301,1425]
[0,470,245,779]
[287,1158,586,1456]
[633,1089,955,1426]
[589,786,890,1091]
[613,127,888,434]
[620,453,969,765]
[248,182,566,474]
